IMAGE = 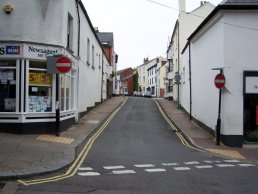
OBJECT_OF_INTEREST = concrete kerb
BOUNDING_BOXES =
[154,99,200,147]
[155,99,258,163]
[155,99,227,157]
[0,97,126,181]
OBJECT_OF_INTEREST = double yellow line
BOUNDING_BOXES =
[154,100,203,152]
[18,99,127,186]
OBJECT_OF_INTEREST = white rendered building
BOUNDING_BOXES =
[0,0,111,133]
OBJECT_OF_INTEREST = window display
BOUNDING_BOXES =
[0,60,16,112]
[28,61,52,112]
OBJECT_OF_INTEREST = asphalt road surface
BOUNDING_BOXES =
[14,97,258,194]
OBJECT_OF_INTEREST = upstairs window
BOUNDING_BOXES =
[87,38,90,65]
[92,45,95,69]
[67,14,73,51]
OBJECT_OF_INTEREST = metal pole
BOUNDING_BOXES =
[216,88,222,145]
[177,82,180,109]
[55,73,60,136]
[216,70,223,145]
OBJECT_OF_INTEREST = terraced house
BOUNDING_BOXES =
[0,0,114,133]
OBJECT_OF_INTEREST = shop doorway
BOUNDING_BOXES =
[244,95,258,142]
[244,71,258,142]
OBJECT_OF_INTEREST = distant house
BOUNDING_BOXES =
[137,58,156,93]
[96,31,118,98]
[116,68,134,96]
[137,57,165,96]
[181,0,258,147]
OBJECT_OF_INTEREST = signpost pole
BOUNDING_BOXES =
[216,80,222,145]
[47,55,71,136]
[55,73,60,136]
[212,68,225,145]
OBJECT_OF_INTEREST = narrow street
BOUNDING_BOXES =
[15,97,258,194]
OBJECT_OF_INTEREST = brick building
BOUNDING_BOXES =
[116,68,134,96]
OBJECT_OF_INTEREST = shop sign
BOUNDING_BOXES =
[245,76,258,94]
[0,44,21,56]
[25,44,62,60]
[29,72,52,86]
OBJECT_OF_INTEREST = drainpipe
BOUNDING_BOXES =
[76,0,81,56]
[177,22,180,109]
[188,42,192,121]
[75,0,81,123]
[101,54,104,102]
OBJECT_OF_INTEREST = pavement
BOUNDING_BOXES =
[0,96,257,182]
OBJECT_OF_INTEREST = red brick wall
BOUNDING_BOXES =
[118,68,134,95]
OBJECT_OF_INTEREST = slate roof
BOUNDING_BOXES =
[97,32,114,47]
[220,0,258,5]
[187,1,258,42]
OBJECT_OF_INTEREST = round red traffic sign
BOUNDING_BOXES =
[214,73,225,89]
[55,56,72,73]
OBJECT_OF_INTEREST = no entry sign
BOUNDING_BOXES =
[214,73,225,89]
[56,56,72,73]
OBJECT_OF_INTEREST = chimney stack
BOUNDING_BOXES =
[144,57,149,64]
[200,1,207,6]
[94,27,99,33]
[178,0,186,14]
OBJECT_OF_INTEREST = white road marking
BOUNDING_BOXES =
[134,164,155,168]
[174,167,191,171]
[112,170,136,174]
[203,160,213,163]
[78,167,93,171]
[204,160,221,163]
[238,164,256,167]
[145,168,166,172]
[217,164,235,167]
[78,172,100,176]
[103,166,125,170]
[161,163,179,166]
[195,165,213,169]
[224,160,240,163]
[184,161,199,165]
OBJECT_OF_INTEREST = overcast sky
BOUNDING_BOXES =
[82,0,222,70]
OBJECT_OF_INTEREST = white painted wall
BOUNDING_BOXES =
[190,18,224,133]
[185,10,258,136]
[222,11,258,135]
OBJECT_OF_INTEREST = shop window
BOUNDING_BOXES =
[28,61,52,112]
[0,60,16,112]
[61,72,74,112]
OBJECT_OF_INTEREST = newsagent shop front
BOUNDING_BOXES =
[0,43,78,133]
